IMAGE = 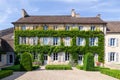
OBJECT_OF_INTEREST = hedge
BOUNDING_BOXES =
[100,69,120,79]
[45,65,72,70]
[76,65,83,70]
[83,53,94,71]
[0,70,13,79]
[20,52,33,71]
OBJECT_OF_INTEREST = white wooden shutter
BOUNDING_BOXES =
[58,37,60,46]
[51,53,53,62]
[63,53,65,62]
[40,37,43,45]
[108,52,110,62]
[35,37,38,45]
[95,37,98,46]
[116,53,119,62]
[116,38,118,47]
[108,38,110,47]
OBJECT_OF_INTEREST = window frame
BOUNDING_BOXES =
[65,53,69,61]
[65,26,70,31]
[21,26,26,30]
[53,37,58,45]
[53,53,58,61]
[43,25,48,30]
[78,26,83,31]
[90,25,95,31]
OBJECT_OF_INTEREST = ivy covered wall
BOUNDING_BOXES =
[14,30,104,62]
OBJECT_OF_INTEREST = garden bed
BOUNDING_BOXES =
[45,65,72,70]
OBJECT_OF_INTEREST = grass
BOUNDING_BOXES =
[2,64,40,71]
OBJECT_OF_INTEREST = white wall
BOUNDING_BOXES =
[105,33,120,64]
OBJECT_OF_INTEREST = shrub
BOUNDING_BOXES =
[45,65,72,70]
[100,69,120,79]
[20,52,33,71]
[83,53,94,71]
[2,65,20,71]
[32,65,40,70]
[0,70,13,79]
[76,65,83,70]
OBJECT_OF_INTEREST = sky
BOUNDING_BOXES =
[0,0,120,30]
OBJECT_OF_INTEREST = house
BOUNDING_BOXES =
[0,28,14,67]
[105,21,120,65]
[12,9,107,65]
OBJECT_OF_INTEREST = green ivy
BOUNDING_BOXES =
[14,30,104,62]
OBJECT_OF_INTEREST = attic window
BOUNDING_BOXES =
[21,26,26,30]
[43,25,48,30]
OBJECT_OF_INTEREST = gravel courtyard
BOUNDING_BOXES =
[2,67,118,80]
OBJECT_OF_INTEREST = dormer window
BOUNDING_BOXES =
[21,26,26,30]
[43,25,48,30]
[79,26,83,31]
[65,26,70,31]
[91,26,95,31]
[54,26,58,30]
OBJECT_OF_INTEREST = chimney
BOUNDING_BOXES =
[96,14,101,18]
[21,9,29,17]
[75,13,80,18]
[71,9,76,17]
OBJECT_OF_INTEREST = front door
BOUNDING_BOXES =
[44,54,48,65]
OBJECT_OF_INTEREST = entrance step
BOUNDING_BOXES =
[40,66,45,70]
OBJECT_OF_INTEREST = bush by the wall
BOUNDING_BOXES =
[45,65,72,70]
[39,53,44,65]
[0,70,13,79]
[83,53,94,71]
[76,65,83,70]
[20,52,33,71]
[100,69,120,79]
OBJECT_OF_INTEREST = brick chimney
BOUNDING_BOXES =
[21,9,29,17]
[71,9,76,17]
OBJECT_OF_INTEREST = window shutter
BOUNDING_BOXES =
[89,38,91,46]
[116,53,119,62]
[58,37,60,46]
[35,37,38,45]
[63,53,65,62]
[95,37,98,46]
[108,52,110,62]
[83,39,86,46]
[76,37,78,46]
[108,38,110,47]
[116,38,118,47]
[51,53,53,62]
[40,37,43,45]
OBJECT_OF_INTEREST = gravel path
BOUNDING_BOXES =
[2,67,118,80]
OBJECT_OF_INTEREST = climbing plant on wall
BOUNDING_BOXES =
[14,30,104,62]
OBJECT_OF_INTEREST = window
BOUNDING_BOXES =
[78,26,83,31]
[78,55,83,61]
[43,38,48,45]
[110,52,115,61]
[53,26,58,30]
[53,53,58,60]
[0,54,1,62]
[91,26,95,31]
[64,37,70,46]
[43,25,48,30]
[109,38,116,46]
[89,37,98,46]
[33,37,36,45]
[65,26,70,31]
[21,37,26,44]
[65,53,69,61]
[53,37,58,45]
[77,37,85,46]
[32,52,38,60]
[21,26,26,30]
[44,54,48,60]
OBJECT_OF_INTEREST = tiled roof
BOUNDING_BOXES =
[12,15,106,24]
[107,21,120,33]
[0,27,14,52]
